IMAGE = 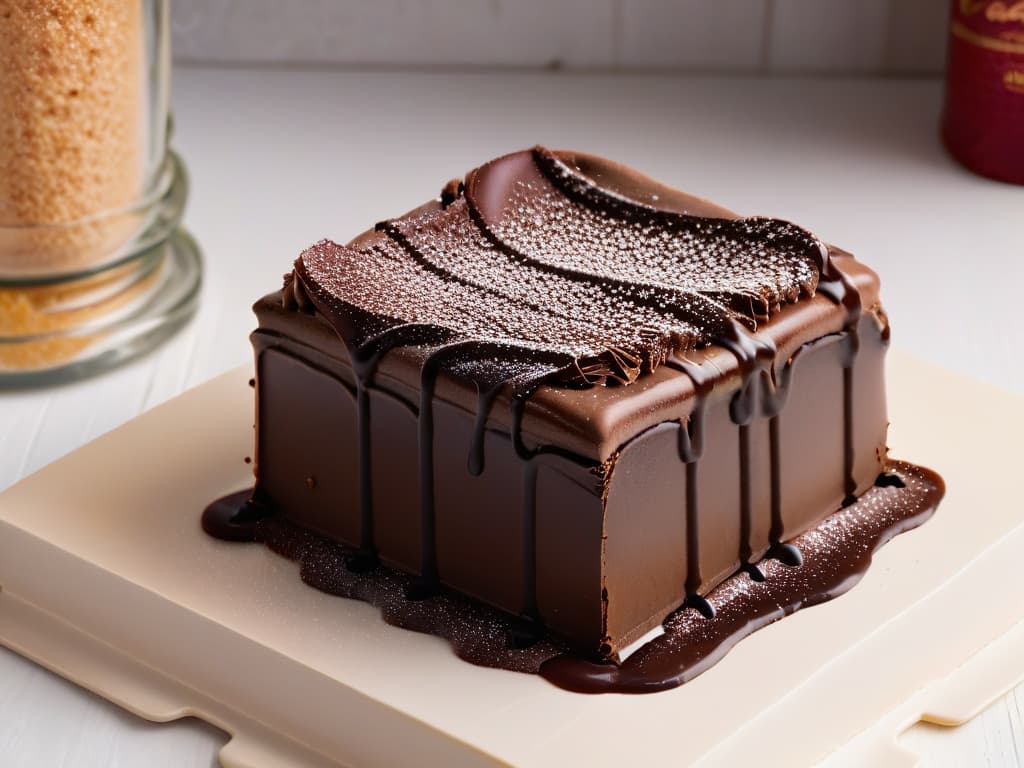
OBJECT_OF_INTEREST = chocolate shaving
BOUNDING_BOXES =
[282,270,314,314]
[439,177,463,208]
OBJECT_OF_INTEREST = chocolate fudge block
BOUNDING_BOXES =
[249,147,890,658]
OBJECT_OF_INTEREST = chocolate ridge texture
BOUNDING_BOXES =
[291,146,832,390]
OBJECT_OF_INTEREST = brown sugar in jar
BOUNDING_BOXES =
[0,0,199,380]
[0,0,143,274]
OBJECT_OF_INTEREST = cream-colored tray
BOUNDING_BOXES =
[1,352,1022,767]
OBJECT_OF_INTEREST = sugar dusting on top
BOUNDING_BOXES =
[498,149,820,319]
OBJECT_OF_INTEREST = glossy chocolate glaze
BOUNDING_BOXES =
[283,147,864,606]
[203,460,943,693]
[209,147,938,663]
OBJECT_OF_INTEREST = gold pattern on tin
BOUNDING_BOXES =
[951,20,1024,53]
[960,0,1024,24]
[1005,69,1024,92]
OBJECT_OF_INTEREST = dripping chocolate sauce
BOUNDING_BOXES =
[203,461,943,694]
[208,147,942,693]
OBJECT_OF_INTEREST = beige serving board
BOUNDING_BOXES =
[0,352,1022,767]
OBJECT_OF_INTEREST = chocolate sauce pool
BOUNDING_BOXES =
[203,459,943,694]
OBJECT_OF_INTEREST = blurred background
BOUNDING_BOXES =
[172,0,946,75]
[170,0,948,75]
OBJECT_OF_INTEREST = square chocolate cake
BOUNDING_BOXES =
[207,147,942,692]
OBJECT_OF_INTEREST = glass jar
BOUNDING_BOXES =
[0,0,200,383]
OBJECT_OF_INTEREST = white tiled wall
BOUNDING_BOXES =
[171,0,949,75]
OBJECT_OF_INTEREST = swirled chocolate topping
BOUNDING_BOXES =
[292,147,829,393]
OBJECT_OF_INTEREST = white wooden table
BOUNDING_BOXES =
[1,67,1021,767]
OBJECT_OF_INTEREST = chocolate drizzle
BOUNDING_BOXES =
[539,462,943,693]
[203,460,943,693]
